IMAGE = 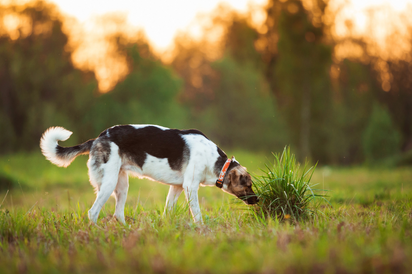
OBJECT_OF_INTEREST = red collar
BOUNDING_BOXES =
[216,157,233,188]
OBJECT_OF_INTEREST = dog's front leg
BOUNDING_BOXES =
[182,182,203,224]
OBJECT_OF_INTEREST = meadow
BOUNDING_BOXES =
[0,151,412,274]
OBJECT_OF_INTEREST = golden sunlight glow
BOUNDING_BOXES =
[51,0,268,92]
[47,0,412,53]
[51,0,268,52]
[2,0,411,92]
[330,0,412,91]
[331,0,412,60]
[1,13,32,40]
[63,13,140,92]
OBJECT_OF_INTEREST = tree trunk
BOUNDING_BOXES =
[300,85,311,161]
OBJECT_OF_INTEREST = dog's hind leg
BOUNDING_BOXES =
[88,143,121,224]
[113,170,129,224]
[164,185,183,215]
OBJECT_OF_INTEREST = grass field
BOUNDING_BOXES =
[1,151,412,273]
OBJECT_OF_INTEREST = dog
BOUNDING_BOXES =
[40,124,258,224]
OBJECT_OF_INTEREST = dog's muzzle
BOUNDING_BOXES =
[240,195,259,205]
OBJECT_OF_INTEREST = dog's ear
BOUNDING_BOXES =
[228,169,240,186]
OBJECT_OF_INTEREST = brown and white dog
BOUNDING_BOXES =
[40,124,258,224]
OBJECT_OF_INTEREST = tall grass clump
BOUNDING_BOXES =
[253,146,327,222]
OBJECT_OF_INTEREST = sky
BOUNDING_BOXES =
[49,0,411,52]
[50,0,267,51]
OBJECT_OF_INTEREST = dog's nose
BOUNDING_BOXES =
[246,196,259,204]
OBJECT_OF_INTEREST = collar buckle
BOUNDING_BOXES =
[216,179,224,188]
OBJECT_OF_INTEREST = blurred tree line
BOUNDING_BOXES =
[0,0,410,165]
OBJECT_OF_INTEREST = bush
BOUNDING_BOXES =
[252,146,327,222]
[0,173,16,192]
[362,103,401,163]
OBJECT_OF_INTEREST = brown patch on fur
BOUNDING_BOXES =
[91,141,111,166]
[227,166,258,204]
[89,140,111,186]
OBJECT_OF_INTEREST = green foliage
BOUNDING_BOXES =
[376,59,412,151]
[327,59,375,164]
[223,15,263,69]
[199,56,288,151]
[362,103,401,163]
[0,1,97,152]
[0,2,188,153]
[252,146,326,221]
[87,44,187,134]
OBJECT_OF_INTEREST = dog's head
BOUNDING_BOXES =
[222,166,259,205]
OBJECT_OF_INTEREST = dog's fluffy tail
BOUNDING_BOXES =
[40,127,94,167]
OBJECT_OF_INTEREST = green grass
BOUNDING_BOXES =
[1,152,412,273]
[252,146,325,222]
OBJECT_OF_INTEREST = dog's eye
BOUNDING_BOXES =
[239,175,248,185]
